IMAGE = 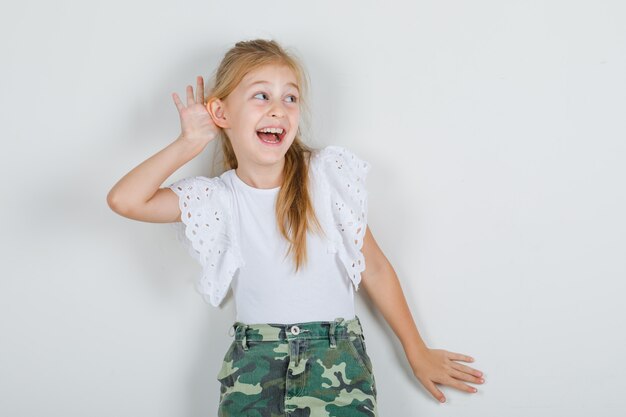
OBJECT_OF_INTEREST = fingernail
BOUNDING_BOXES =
[440,397,446,403]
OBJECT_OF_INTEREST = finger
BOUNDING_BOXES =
[450,362,484,379]
[447,351,475,363]
[448,367,483,385]
[186,85,194,106]
[444,376,478,394]
[196,76,205,104]
[172,93,184,113]
[423,380,446,403]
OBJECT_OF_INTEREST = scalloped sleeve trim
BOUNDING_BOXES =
[168,176,244,307]
[314,145,371,292]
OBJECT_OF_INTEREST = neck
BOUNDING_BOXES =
[235,162,284,189]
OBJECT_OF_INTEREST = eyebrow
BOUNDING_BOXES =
[246,80,300,93]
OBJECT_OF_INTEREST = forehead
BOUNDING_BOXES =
[241,65,299,91]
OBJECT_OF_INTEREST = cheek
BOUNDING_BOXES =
[245,105,266,120]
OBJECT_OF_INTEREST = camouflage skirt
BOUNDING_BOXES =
[216,315,378,417]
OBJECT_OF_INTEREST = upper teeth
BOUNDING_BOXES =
[259,127,284,134]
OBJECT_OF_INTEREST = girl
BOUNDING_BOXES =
[108,39,484,416]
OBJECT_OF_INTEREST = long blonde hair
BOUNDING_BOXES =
[205,38,326,273]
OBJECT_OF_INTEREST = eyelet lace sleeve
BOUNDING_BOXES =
[167,176,244,307]
[313,145,371,291]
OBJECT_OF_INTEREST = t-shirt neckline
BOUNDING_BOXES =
[231,169,281,193]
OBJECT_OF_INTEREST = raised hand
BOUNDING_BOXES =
[410,348,484,403]
[172,76,220,147]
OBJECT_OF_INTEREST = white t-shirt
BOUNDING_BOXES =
[168,145,370,324]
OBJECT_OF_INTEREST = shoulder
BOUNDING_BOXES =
[312,144,368,163]
[311,145,371,173]
[168,175,227,198]
[167,175,232,213]
[310,145,371,190]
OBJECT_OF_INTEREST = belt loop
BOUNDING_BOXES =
[328,317,344,349]
[294,340,300,367]
[241,324,249,350]
[355,315,365,340]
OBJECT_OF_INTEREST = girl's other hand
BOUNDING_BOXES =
[410,348,484,403]
[172,76,220,148]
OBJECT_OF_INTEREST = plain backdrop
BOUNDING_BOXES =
[1,1,625,416]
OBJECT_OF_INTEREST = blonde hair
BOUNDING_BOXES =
[205,38,326,273]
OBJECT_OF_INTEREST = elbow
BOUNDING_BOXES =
[107,190,131,216]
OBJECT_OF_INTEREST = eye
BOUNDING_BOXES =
[253,92,299,103]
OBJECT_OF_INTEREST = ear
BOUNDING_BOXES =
[207,98,229,129]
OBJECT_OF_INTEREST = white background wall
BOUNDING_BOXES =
[1,1,625,416]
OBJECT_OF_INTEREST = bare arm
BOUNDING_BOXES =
[360,225,428,356]
[360,225,484,403]
[106,136,204,223]
[107,76,220,223]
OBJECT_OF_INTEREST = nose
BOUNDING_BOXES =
[268,99,286,118]
[270,108,284,118]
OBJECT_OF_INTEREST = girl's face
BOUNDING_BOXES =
[214,64,301,168]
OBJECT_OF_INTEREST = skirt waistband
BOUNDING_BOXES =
[229,315,365,347]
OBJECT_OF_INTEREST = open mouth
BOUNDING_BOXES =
[256,128,286,144]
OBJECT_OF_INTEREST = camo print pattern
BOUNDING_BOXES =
[216,316,378,416]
